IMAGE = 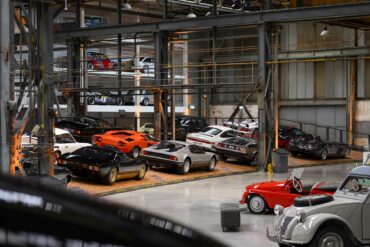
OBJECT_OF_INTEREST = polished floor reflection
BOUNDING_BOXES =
[104,163,356,247]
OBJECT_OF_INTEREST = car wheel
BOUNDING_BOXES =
[87,62,94,70]
[320,149,328,160]
[142,98,149,106]
[135,164,147,180]
[143,65,149,73]
[206,156,217,171]
[219,155,227,161]
[130,147,141,159]
[247,195,266,214]
[309,226,351,247]
[178,158,191,175]
[342,147,350,159]
[87,97,95,105]
[116,97,124,105]
[103,167,118,185]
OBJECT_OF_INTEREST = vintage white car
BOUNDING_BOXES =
[267,165,370,247]
[22,128,92,159]
[186,125,238,151]
[138,123,154,135]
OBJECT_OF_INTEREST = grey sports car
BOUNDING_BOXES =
[139,140,217,174]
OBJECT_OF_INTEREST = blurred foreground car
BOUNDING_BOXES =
[140,140,217,174]
[289,135,350,160]
[240,168,336,214]
[268,166,370,247]
[58,146,148,185]
[0,175,227,247]
[215,137,257,163]
[93,130,159,158]
[186,125,237,151]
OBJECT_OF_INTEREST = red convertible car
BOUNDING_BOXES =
[240,168,337,214]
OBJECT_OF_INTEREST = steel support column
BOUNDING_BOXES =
[0,0,13,174]
[66,38,81,116]
[37,3,54,175]
[347,59,356,145]
[118,0,122,88]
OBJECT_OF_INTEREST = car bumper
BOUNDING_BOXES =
[266,226,305,246]
[139,155,182,168]
[215,148,254,160]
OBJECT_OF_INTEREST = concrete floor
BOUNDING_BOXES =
[104,163,357,247]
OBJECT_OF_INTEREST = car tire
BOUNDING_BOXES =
[103,167,118,185]
[87,97,95,105]
[178,158,191,175]
[294,194,334,207]
[247,194,266,214]
[206,156,217,171]
[342,147,350,159]
[143,65,149,73]
[87,62,94,70]
[320,149,328,160]
[116,97,124,105]
[135,164,147,180]
[309,225,352,247]
[142,98,149,106]
[130,147,141,159]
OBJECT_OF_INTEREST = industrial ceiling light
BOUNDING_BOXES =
[122,0,132,11]
[187,7,197,18]
[320,25,329,37]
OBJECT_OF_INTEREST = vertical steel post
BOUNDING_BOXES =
[118,0,122,88]
[0,0,12,174]
[347,59,356,145]
[170,42,176,140]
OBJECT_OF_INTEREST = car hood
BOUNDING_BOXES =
[247,180,287,191]
[282,195,362,218]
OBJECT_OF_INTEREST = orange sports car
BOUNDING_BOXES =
[92,130,159,158]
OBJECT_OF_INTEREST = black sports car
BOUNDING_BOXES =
[171,115,208,141]
[288,136,350,160]
[58,146,148,185]
[55,115,119,142]
[87,91,132,105]
[215,137,258,163]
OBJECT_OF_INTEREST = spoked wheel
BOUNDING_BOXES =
[136,164,147,180]
[320,149,328,160]
[247,195,266,214]
[178,158,191,174]
[116,97,124,105]
[142,98,149,106]
[104,167,118,185]
[87,97,95,105]
[206,156,217,171]
[309,226,351,247]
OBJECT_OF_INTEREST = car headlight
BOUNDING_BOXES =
[274,205,284,216]
[307,144,313,149]
[296,209,306,223]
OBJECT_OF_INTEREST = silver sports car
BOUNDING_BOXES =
[140,140,217,174]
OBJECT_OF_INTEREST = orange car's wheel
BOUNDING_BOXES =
[130,147,141,159]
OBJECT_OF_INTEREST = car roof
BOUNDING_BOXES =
[349,166,370,177]
[55,128,70,135]
[161,140,188,146]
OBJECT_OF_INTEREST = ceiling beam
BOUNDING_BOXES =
[55,2,370,41]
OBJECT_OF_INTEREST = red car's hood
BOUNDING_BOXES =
[246,180,287,191]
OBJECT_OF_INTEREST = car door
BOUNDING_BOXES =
[117,154,138,178]
[188,145,204,167]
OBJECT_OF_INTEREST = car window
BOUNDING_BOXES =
[199,127,222,136]
[147,123,154,128]
[55,133,75,144]
[220,131,237,138]
[197,120,207,128]
[194,145,205,154]
[340,176,370,195]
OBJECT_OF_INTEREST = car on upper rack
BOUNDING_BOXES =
[240,168,337,214]
[215,136,258,163]
[87,91,133,106]
[55,115,119,143]
[86,51,118,70]
[288,135,350,160]
[21,128,92,159]
[92,130,159,159]
[129,57,155,73]
[223,119,258,139]
[186,125,238,152]
[58,146,148,185]
[267,165,370,247]
[139,140,217,174]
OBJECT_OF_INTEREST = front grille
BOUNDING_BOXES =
[280,216,294,235]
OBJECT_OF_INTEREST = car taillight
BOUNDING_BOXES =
[88,166,99,172]
[240,127,250,132]
[93,136,102,142]
[117,141,125,147]
[168,155,178,161]
[217,143,225,148]
[141,150,148,155]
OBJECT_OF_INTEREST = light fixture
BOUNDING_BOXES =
[64,0,68,10]
[238,105,244,110]
[188,104,195,110]
[320,25,329,37]
[122,0,132,11]
[187,6,197,18]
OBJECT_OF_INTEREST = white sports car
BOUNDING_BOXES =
[223,120,258,138]
[22,128,92,159]
[186,125,238,151]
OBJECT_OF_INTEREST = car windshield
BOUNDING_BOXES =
[287,168,304,181]
[55,133,75,144]
[337,175,370,200]
[199,127,222,136]
[153,141,184,152]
